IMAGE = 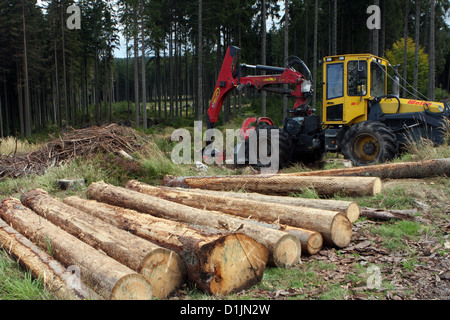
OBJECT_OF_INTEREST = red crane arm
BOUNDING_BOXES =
[206,46,311,129]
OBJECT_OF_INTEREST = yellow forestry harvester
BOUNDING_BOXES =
[205,46,450,167]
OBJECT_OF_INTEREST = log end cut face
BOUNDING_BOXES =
[205,233,269,296]
[306,232,323,255]
[110,273,153,300]
[139,248,187,299]
[272,234,301,268]
[330,214,353,248]
[347,202,361,223]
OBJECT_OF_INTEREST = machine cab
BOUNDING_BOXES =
[322,54,388,126]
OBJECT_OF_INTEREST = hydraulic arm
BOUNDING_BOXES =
[206,46,313,129]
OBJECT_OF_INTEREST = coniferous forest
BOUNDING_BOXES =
[0,0,449,137]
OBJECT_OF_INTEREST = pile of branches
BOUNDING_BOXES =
[0,124,149,180]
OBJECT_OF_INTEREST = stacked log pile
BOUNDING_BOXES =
[0,170,387,299]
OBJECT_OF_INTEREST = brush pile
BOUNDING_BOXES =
[0,124,148,180]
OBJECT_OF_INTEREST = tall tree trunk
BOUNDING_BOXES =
[402,0,410,98]
[60,1,68,127]
[261,0,267,117]
[133,7,140,127]
[22,0,31,137]
[17,64,24,136]
[126,35,130,122]
[140,0,147,130]
[372,0,380,56]
[54,41,61,128]
[313,0,318,110]
[283,0,289,119]
[197,0,203,121]
[427,0,435,100]
[332,0,337,55]
[413,0,420,95]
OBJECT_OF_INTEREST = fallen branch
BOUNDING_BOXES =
[360,207,416,221]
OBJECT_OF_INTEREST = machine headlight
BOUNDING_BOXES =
[301,80,312,93]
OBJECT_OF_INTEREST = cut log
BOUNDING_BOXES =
[21,189,185,299]
[282,158,450,179]
[282,226,323,255]
[125,180,351,248]
[0,197,153,300]
[162,174,382,197]
[63,195,269,295]
[85,181,299,269]
[170,187,360,223]
[0,218,101,300]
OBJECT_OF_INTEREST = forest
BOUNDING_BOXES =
[0,0,449,138]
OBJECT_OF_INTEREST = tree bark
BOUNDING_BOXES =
[427,0,435,100]
[261,0,267,117]
[283,158,450,179]
[197,0,203,120]
[133,6,140,127]
[402,0,409,98]
[125,180,351,248]
[163,186,360,223]
[65,193,268,295]
[0,218,100,300]
[413,0,420,95]
[21,188,185,299]
[0,197,153,300]
[140,0,147,130]
[86,181,299,269]
[162,174,382,197]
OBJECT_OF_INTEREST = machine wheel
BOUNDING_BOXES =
[245,125,293,170]
[341,121,398,166]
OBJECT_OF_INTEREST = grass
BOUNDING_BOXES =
[0,250,54,300]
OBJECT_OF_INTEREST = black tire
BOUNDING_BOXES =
[244,125,293,170]
[341,121,398,166]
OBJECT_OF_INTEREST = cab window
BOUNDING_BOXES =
[326,63,343,100]
[371,62,386,97]
[348,60,367,96]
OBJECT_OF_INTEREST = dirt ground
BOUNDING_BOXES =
[299,178,449,300]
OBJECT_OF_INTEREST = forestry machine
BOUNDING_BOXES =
[205,45,450,168]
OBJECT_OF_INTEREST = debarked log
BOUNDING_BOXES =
[63,195,269,295]
[86,181,301,269]
[0,217,101,300]
[162,174,382,197]
[169,187,360,223]
[282,158,450,179]
[21,188,185,299]
[0,197,153,300]
[125,180,351,248]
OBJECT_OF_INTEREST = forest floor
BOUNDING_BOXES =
[0,122,449,301]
